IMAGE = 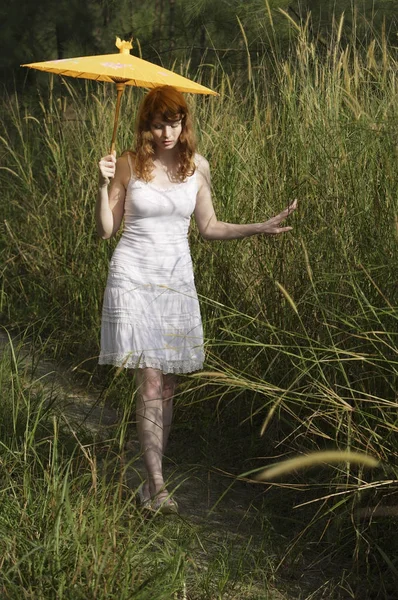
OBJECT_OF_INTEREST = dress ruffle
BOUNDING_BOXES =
[98,352,203,374]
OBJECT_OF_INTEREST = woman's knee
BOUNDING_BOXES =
[136,369,163,407]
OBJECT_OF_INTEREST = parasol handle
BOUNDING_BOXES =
[110,83,126,155]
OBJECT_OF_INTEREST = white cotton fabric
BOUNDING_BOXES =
[99,155,204,374]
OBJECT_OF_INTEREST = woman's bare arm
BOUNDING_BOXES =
[96,153,129,239]
[194,156,297,241]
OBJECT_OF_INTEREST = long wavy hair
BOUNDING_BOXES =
[131,86,196,182]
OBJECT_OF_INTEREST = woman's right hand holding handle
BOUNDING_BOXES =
[98,151,116,187]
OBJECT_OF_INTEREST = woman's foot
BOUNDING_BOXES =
[137,483,178,515]
[151,490,179,514]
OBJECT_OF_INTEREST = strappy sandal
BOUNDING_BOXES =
[138,483,178,515]
[151,494,179,515]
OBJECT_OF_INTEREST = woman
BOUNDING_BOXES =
[97,85,297,514]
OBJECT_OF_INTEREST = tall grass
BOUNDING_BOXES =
[1,14,397,598]
[1,335,277,599]
[0,337,185,599]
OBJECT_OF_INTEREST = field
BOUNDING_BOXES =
[1,19,397,599]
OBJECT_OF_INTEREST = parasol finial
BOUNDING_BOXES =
[116,37,133,55]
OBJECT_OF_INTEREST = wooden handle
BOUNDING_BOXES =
[109,83,126,154]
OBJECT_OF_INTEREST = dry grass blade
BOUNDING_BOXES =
[275,281,298,315]
[256,451,379,481]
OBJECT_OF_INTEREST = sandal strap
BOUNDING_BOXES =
[152,494,179,514]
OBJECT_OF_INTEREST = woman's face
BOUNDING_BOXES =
[150,113,183,153]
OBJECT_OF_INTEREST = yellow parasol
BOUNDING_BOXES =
[22,37,218,153]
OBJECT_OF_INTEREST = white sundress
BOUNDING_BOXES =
[98,154,205,374]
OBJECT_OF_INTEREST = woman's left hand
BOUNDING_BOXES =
[259,199,298,235]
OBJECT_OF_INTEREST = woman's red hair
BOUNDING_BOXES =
[132,86,196,182]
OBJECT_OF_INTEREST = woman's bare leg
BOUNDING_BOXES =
[135,367,165,498]
[162,374,176,453]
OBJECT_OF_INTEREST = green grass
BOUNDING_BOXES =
[1,13,397,599]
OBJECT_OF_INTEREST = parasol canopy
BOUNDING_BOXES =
[22,38,218,152]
